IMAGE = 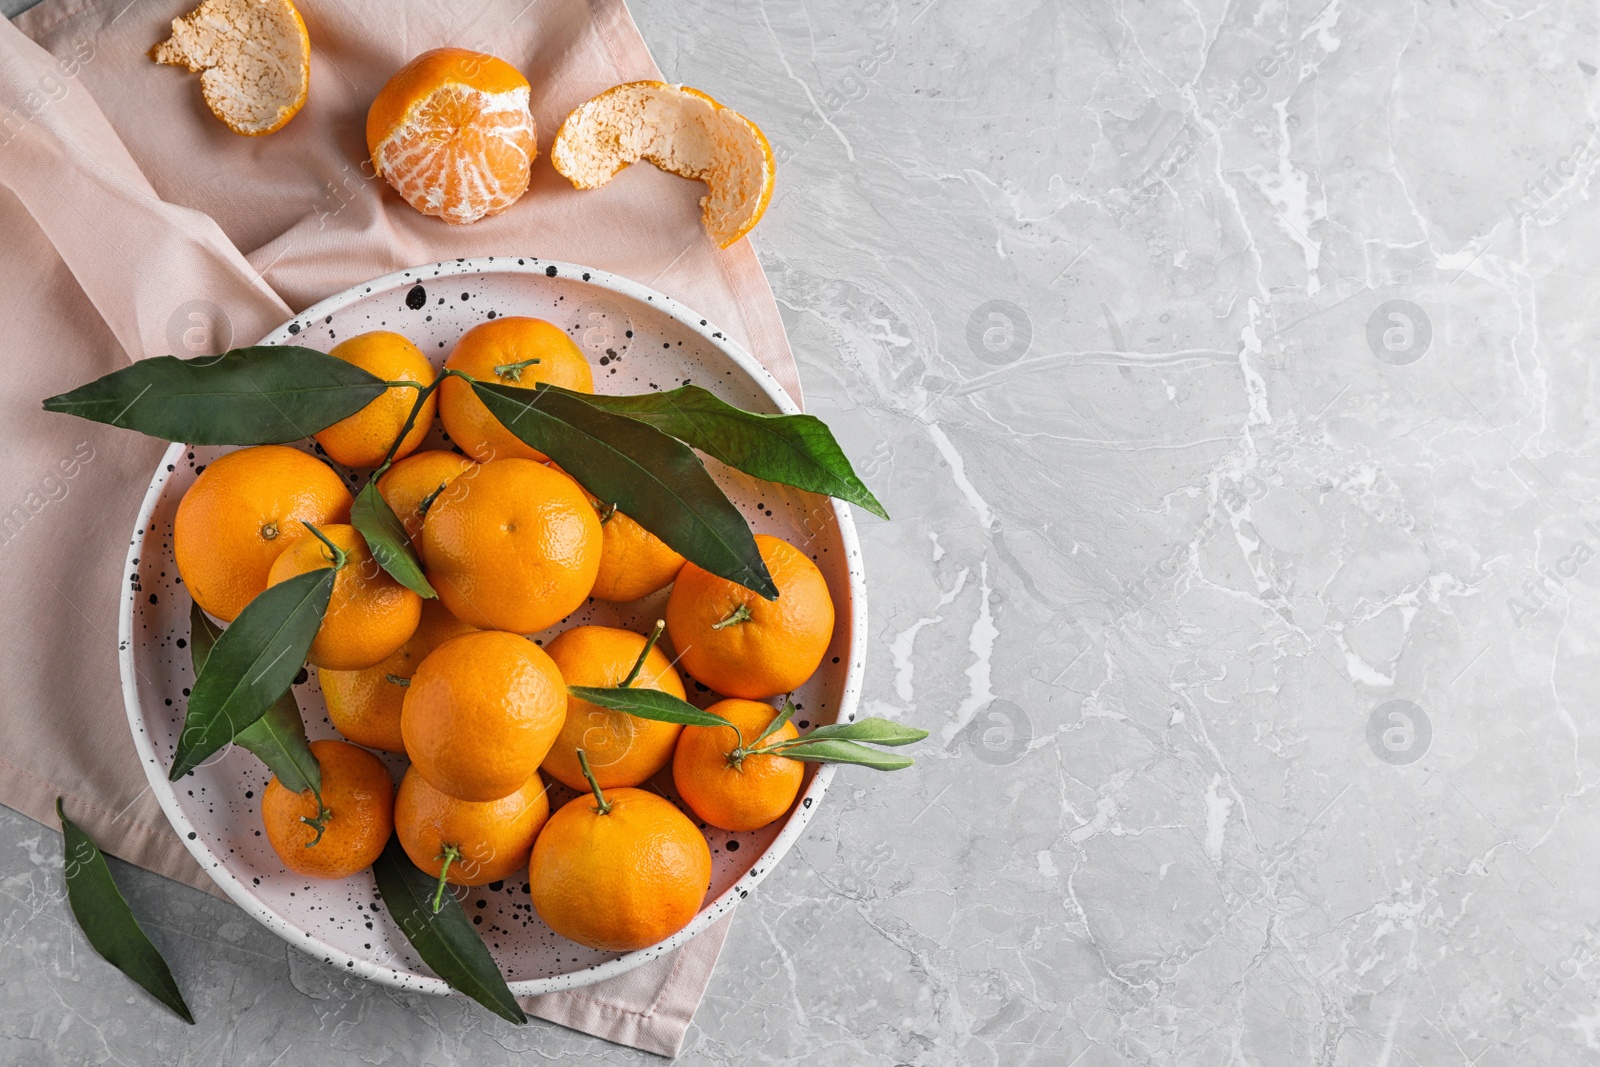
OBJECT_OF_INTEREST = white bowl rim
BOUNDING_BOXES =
[116,256,867,998]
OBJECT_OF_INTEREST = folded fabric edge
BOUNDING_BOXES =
[519,907,736,1058]
[0,788,221,898]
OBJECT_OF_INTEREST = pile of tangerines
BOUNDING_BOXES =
[175,317,834,952]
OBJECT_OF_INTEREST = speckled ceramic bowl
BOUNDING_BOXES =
[117,258,865,997]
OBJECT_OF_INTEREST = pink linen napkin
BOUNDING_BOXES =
[0,0,798,1055]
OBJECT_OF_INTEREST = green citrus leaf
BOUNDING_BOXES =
[234,694,321,796]
[750,699,797,747]
[371,836,526,1025]
[57,798,194,1024]
[470,381,776,599]
[567,686,738,730]
[785,717,929,747]
[170,568,333,781]
[767,737,915,770]
[577,385,888,519]
[351,480,437,598]
[188,601,321,795]
[41,346,386,444]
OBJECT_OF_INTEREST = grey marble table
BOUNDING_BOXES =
[7,0,1600,1063]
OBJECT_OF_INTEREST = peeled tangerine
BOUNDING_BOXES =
[551,81,774,248]
[150,0,310,136]
[367,48,537,225]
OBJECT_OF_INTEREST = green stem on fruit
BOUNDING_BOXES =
[416,481,449,519]
[576,749,611,815]
[617,620,665,689]
[373,376,443,473]
[492,357,541,382]
[300,796,332,848]
[430,845,460,913]
[711,603,752,630]
[594,502,618,525]
[384,674,411,687]
[303,522,348,570]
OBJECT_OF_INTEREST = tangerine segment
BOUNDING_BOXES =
[528,787,711,952]
[376,450,478,544]
[401,630,567,802]
[174,445,352,623]
[551,81,775,248]
[313,331,438,469]
[150,0,310,136]
[395,769,550,888]
[665,534,835,699]
[674,698,804,832]
[367,48,537,225]
[541,625,687,791]
[261,740,393,880]
[420,458,601,634]
[319,598,477,753]
[266,523,422,671]
[438,317,594,463]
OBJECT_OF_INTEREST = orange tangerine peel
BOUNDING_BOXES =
[150,0,311,136]
[551,81,775,248]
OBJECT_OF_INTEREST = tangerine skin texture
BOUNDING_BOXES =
[673,698,805,832]
[401,630,568,801]
[541,625,687,791]
[173,445,352,623]
[319,598,476,753]
[312,331,437,468]
[266,523,423,671]
[394,768,550,887]
[665,534,836,698]
[439,317,594,463]
[261,740,394,879]
[590,506,686,602]
[528,787,712,952]
[420,458,602,634]
[376,450,477,544]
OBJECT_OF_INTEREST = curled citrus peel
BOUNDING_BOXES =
[366,48,538,226]
[149,0,311,136]
[551,81,775,248]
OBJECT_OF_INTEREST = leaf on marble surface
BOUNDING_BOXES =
[57,798,194,1024]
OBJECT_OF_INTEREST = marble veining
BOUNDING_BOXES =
[7,0,1600,1063]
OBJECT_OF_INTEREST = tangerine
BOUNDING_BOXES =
[665,534,835,698]
[174,445,352,623]
[438,317,594,463]
[541,624,686,791]
[673,698,804,832]
[265,523,422,671]
[312,331,437,468]
[420,458,601,633]
[528,753,711,952]
[394,767,549,894]
[261,739,393,879]
[376,449,477,544]
[401,630,567,801]
[319,598,476,753]
[366,48,537,225]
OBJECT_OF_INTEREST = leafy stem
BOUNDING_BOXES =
[373,376,443,474]
[711,603,752,630]
[431,845,461,913]
[302,522,348,570]
[492,357,541,382]
[576,749,611,815]
[300,795,332,847]
[617,620,665,689]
